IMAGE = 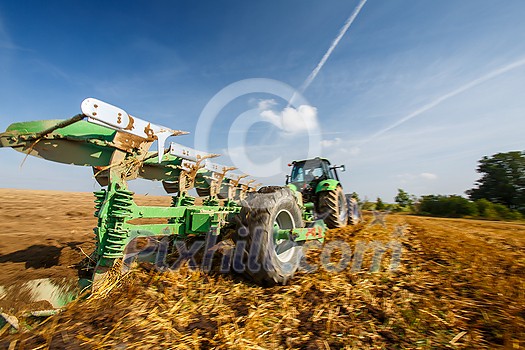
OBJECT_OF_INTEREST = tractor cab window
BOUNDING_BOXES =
[290,164,305,182]
[321,161,335,180]
[312,167,324,178]
[291,159,333,183]
[304,160,322,181]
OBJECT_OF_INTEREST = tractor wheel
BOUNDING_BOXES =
[347,197,361,225]
[317,186,348,229]
[235,186,304,285]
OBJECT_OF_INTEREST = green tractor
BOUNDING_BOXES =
[286,157,360,228]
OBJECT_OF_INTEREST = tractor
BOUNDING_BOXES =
[286,157,360,228]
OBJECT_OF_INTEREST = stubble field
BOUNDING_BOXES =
[0,188,524,349]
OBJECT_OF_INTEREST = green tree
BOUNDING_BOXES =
[394,188,413,207]
[375,197,385,211]
[466,151,525,213]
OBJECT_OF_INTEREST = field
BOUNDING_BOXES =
[0,188,524,349]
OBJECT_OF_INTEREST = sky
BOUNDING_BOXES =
[0,0,524,202]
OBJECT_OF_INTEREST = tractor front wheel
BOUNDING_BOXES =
[317,186,348,229]
[235,186,304,285]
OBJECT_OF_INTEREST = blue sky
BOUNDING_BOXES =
[1,0,524,201]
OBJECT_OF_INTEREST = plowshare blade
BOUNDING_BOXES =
[169,142,219,162]
[81,98,187,163]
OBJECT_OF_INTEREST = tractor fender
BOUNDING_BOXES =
[287,183,298,192]
[315,179,340,193]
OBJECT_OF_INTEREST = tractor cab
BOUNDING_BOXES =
[286,157,345,203]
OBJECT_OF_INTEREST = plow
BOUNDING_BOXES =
[0,98,358,318]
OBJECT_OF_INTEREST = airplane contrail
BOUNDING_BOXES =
[288,0,368,106]
[300,0,368,93]
[359,56,525,145]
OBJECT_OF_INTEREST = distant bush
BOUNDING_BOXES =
[392,204,413,213]
[415,195,522,221]
[359,200,398,212]
[418,195,478,218]
[361,201,375,211]
[375,197,386,211]
[474,198,492,217]
[475,199,523,220]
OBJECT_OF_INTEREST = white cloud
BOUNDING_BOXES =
[420,172,438,180]
[320,137,342,147]
[257,99,277,111]
[259,104,319,134]
[396,172,438,183]
[319,138,362,157]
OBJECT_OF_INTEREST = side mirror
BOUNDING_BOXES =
[340,165,346,172]
[285,175,290,184]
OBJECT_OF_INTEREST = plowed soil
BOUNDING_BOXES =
[0,189,524,349]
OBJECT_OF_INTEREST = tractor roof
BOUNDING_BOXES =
[292,157,331,165]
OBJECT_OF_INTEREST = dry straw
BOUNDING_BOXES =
[2,214,525,349]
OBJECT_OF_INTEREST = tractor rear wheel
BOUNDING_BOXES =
[347,197,361,225]
[235,186,304,285]
[317,186,348,229]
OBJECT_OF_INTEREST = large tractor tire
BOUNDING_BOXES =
[347,197,361,225]
[317,186,348,229]
[235,186,304,285]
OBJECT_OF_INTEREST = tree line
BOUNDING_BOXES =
[353,151,525,221]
